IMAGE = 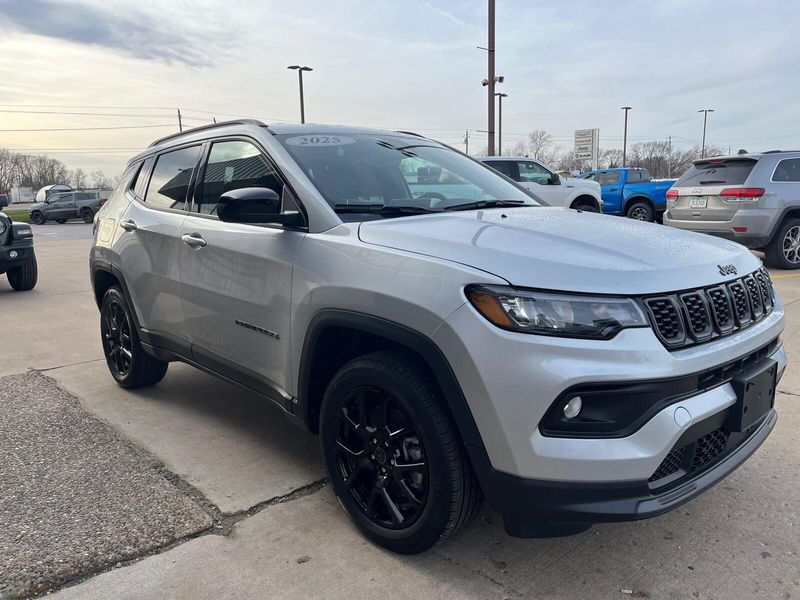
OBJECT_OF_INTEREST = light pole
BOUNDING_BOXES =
[495,92,507,156]
[287,65,313,124]
[621,106,632,167]
[698,109,714,158]
[487,0,495,156]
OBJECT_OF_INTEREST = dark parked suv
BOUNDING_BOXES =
[29,191,103,225]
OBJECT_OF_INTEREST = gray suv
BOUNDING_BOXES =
[90,120,786,553]
[664,151,800,269]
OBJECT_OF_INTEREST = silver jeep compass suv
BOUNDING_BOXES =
[90,120,786,553]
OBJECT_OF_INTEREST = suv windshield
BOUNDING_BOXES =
[276,133,538,218]
[675,159,757,187]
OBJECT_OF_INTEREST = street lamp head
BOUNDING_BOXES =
[698,108,715,113]
[288,65,313,71]
[495,92,508,98]
[621,106,632,110]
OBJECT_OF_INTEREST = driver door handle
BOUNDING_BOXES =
[120,219,137,232]
[181,233,207,249]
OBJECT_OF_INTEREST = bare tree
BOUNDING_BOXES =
[70,168,87,189]
[526,130,554,162]
[91,170,110,189]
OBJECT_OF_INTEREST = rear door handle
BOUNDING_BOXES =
[181,233,207,249]
[120,219,137,232]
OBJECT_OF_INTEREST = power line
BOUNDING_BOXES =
[0,124,175,132]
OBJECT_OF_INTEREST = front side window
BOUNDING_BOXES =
[517,161,553,184]
[276,133,537,219]
[772,158,800,182]
[194,140,283,215]
[144,145,202,210]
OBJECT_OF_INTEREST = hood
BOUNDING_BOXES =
[29,202,46,211]
[564,177,599,190]
[358,207,760,295]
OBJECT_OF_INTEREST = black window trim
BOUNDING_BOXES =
[135,141,206,215]
[185,133,309,230]
[770,157,800,183]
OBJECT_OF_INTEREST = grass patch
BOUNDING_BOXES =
[1,208,30,223]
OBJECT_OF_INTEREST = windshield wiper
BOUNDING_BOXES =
[443,199,527,212]
[332,203,434,215]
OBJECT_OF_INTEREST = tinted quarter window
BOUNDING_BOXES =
[484,161,513,178]
[131,158,153,199]
[772,158,800,182]
[194,140,283,215]
[517,161,552,184]
[145,146,202,210]
[675,159,757,187]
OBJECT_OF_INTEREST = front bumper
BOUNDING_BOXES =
[0,243,34,272]
[469,407,776,530]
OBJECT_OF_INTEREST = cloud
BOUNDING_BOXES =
[0,0,210,66]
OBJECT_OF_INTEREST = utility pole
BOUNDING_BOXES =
[698,108,714,158]
[464,130,470,155]
[621,106,631,167]
[487,0,495,156]
[495,93,507,156]
[667,135,672,178]
[288,65,313,123]
[177,109,183,132]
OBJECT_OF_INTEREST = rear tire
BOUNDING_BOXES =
[81,208,94,223]
[765,218,800,270]
[319,351,481,554]
[100,286,168,388]
[30,212,45,225]
[7,253,38,291]
[627,200,654,222]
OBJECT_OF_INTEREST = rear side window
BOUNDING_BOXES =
[772,158,800,182]
[675,159,757,187]
[131,158,154,199]
[194,140,283,215]
[591,172,620,185]
[484,161,514,178]
[145,146,202,210]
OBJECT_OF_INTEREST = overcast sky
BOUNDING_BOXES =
[0,0,797,178]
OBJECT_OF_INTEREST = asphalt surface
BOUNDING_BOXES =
[26,223,93,242]
[0,233,798,599]
[0,372,212,599]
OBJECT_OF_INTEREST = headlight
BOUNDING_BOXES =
[466,285,648,339]
[0,219,7,235]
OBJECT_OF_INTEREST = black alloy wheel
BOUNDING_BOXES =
[335,386,428,530]
[100,286,168,388]
[102,294,133,378]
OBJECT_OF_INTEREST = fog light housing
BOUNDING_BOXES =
[9,250,18,259]
[563,396,582,419]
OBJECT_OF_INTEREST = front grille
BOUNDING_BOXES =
[691,428,730,469]
[644,268,776,350]
[649,446,686,482]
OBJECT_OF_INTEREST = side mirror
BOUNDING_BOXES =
[216,187,302,226]
[549,173,561,185]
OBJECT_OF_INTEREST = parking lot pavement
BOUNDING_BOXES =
[27,223,93,242]
[1,239,799,599]
[0,372,212,599]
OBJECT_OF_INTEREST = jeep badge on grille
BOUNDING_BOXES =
[718,264,738,276]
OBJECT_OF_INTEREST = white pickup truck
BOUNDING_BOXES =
[480,156,603,212]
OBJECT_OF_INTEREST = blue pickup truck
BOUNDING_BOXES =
[578,168,676,222]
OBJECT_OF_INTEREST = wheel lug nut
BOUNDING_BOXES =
[372,438,377,445]
[384,442,389,447]
[370,454,375,460]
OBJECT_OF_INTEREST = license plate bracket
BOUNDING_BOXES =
[725,359,777,433]
[689,196,707,209]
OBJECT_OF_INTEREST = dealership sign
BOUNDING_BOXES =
[574,128,599,169]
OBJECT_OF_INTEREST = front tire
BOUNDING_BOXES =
[765,218,800,269]
[627,200,654,222]
[7,253,38,291]
[81,208,94,223]
[100,286,168,388]
[319,351,481,554]
[30,212,45,225]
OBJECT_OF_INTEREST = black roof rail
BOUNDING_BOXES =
[762,150,784,154]
[394,130,426,138]
[147,119,267,148]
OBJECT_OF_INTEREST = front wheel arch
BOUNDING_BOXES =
[569,195,600,212]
